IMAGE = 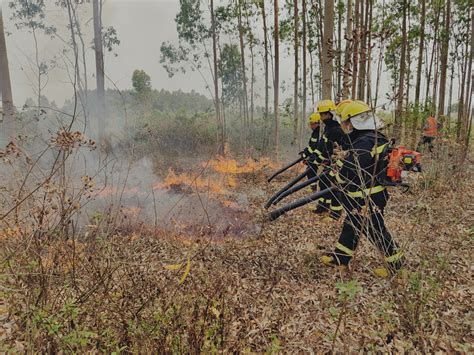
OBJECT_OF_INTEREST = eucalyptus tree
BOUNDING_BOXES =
[0,6,15,142]
[93,0,105,145]
[160,0,224,151]
[8,0,55,114]
[321,0,334,99]
[274,0,280,159]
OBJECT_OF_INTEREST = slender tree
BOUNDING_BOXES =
[342,0,353,98]
[301,0,308,148]
[365,0,373,102]
[258,0,270,150]
[321,0,334,98]
[357,0,368,101]
[336,0,343,98]
[274,0,280,159]
[293,0,299,146]
[0,6,15,142]
[394,0,407,141]
[459,4,473,162]
[237,0,249,153]
[210,0,224,153]
[351,0,360,97]
[93,0,106,145]
[424,3,441,110]
[412,0,426,145]
[437,0,451,124]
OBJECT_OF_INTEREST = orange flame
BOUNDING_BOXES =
[153,168,229,195]
[208,156,276,175]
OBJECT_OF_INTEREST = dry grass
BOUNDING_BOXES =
[0,147,473,352]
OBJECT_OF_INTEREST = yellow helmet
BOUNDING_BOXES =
[335,99,353,116]
[308,112,320,123]
[340,100,371,122]
[316,99,336,113]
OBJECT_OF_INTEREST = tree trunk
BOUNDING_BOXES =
[424,4,441,111]
[459,6,473,163]
[248,34,255,145]
[357,0,367,101]
[412,0,425,146]
[259,0,270,150]
[405,2,411,114]
[301,0,307,149]
[394,0,407,141]
[351,0,360,97]
[309,49,316,106]
[274,0,280,160]
[237,1,249,154]
[293,0,299,146]
[314,0,324,96]
[437,0,451,125]
[0,7,15,143]
[432,43,440,114]
[322,0,334,98]
[342,0,353,99]
[210,0,224,154]
[65,0,85,102]
[457,47,468,141]
[461,6,473,150]
[93,0,105,145]
[365,0,373,103]
[447,61,454,128]
[336,0,342,99]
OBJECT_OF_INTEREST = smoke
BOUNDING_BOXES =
[81,154,260,238]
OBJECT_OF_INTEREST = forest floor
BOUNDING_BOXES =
[0,153,473,352]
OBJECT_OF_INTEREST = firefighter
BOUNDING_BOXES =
[300,113,323,212]
[320,101,404,277]
[312,99,345,219]
[301,112,322,181]
[418,115,440,152]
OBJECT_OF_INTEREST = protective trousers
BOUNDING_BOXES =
[334,193,403,271]
[318,172,343,218]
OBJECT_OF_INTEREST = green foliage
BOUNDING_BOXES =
[267,335,281,354]
[335,280,361,302]
[29,301,97,351]
[9,0,55,34]
[175,0,208,45]
[102,26,121,53]
[134,109,217,160]
[219,44,243,107]
[132,69,152,96]
[160,0,210,78]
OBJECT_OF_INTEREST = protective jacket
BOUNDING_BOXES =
[302,126,321,162]
[328,129,403,270]
[330,129,389,203]
[314,119,346,165]
[423,116,439,137]
[311,119,345,217]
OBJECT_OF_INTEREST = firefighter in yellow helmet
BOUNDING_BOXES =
[320,101,404,277]
[309,99,345,219]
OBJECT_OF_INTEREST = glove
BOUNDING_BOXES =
[299,149,310,159]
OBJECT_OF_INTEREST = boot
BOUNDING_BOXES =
[320,253,348,267]
[373,259,404,278]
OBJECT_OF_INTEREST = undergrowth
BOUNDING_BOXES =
[0,134,472,352]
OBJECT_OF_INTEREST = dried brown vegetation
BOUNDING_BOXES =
[0,140,472,352]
